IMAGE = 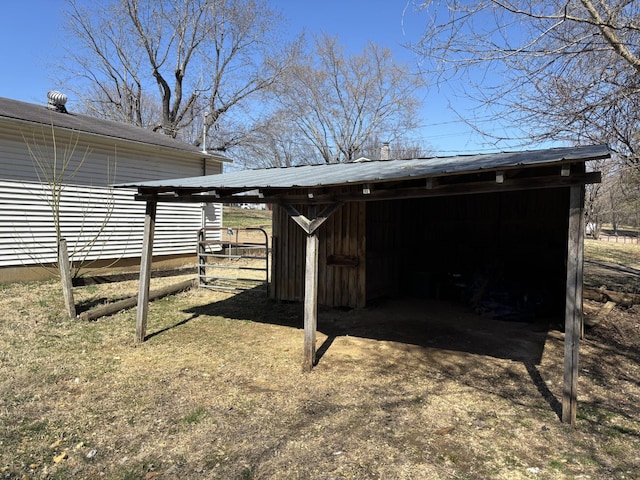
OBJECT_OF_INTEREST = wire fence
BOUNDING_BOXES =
[593,234,640,245]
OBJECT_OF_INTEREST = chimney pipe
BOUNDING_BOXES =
[381,142,390,160]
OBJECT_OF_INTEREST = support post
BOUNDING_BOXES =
[562,185,584,425]
[303,230,319,372]
[136,201,157,343]
[58,238,76,318]
[282,202,341,371]
[198,228,206,287]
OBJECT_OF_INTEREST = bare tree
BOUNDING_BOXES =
[585,159,616,239]
[616,166,640,229]
[22,124,118,277]
[358,135,432,160]
[63,0,299,150]
[271,34,426,164]
[412,0,640,168]
[20,124,118,318]
[232,110,323,168]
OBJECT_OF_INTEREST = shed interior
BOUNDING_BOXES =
[367,188,570,321]
[273,186,571,323]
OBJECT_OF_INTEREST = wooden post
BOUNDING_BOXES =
[303,230,319,371]
[562,185,584,425]
[198,228,206,287]
[80,279,196,322]
[282,203,341,371]
[58,238,76,318]
[136,201,157,343]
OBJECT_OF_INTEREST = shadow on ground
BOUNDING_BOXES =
[585,259,640,293]
[178,287,553,365]
[173,287,562,416]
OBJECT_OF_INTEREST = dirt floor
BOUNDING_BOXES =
[0,248,639,479]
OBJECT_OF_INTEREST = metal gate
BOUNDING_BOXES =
[197,227,269,292]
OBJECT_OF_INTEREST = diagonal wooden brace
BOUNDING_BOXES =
[282,202,341,371]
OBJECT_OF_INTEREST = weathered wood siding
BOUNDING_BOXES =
[0,120,223,267]
[271,199,366,308]
[365,200,403,300]
[318,201,366,308]
[271,204,305,302]
[273,187,570,313]
[384,188,570,313]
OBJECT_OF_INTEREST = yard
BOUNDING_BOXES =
[0,209,639,479]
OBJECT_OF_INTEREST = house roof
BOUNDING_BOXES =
[117,144,608,192]
[0,96,229,162]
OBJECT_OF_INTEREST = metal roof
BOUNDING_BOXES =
[0,96,229,161]
[116,144,609,190]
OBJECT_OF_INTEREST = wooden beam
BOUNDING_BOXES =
[136,201,157,343]
[562,185,584,425]
[281,204,312,233]
[132,172,601,205]
[309,203,342,233]
[303,229,319,372]
[282,203,342,235]
[281,203,341,371]
[584,287,640,307]
[80,279,196,321]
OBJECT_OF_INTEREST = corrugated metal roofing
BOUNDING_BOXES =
[0,97,229,161]
[116,144,609,190]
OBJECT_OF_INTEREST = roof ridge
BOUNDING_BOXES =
[0,96,229,161]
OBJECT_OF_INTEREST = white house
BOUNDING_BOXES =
[0,94,229,282]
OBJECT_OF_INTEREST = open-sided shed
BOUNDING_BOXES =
[117,144,609,424]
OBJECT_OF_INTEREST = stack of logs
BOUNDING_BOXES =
[584,287,640,308]
[584,287,639,327]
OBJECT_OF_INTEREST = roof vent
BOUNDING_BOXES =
[47,90,68,113]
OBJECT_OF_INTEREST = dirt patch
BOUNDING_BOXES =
[317,298,551,364]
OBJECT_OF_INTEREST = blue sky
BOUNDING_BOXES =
[0,0,533,155]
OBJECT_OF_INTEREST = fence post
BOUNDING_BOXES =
[58,238,76,318]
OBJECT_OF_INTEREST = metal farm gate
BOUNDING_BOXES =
[197,227,270,292]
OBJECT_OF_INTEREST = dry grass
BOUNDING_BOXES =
[1,240,639,479]
[223,206,272,233]
[584,239,640,293]
[585,239,640,270]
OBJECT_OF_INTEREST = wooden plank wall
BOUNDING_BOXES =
[271,203,305,302]
[272,187,571,313]
[394,188,570,312]
[271,197,366,308]
[365,200,403,301]
[318,199,366,308]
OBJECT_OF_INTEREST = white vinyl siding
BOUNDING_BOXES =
[0,123,210,185]
[0,181,208,267]
[0,119,224,268]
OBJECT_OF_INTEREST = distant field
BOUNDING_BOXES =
[585,238,639,268]
[223,206,272,229]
